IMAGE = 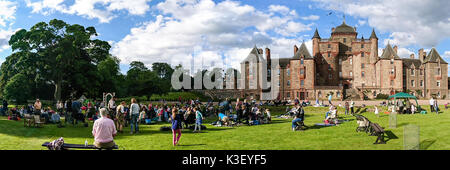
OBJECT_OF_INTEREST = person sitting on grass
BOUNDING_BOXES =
[324,106,338,124]
[292,106,305,131]
[51,109,61,124]
[92,108,117,149]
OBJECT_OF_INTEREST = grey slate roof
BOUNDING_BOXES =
[241,45,266,64]
[332,21,356,33]
[402,58,422,68]
[292,42,313,59]
[380,43,401,60]
[424,48,448,64]
[312,28,321,39]
[370,28,378,39]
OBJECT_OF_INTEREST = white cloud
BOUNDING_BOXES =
[301,15,320,21]
[26,0,152,23]
[443,51,450,59]
[0,29,15,52]
[111,0,312,72]
[313,0,450,47]
[357,20,366,27]
[0,0,16,27]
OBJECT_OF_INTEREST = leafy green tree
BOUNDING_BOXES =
[3,73,32,104]
[6,19,110,101]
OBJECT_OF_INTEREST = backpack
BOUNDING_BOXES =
[47,137,65,150]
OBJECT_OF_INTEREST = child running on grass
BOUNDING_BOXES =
[193,107,203,133]
[171,108,182,146]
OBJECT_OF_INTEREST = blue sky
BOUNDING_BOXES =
[0,0,449,75]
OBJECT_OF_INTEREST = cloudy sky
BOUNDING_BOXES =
[0,0,449,75]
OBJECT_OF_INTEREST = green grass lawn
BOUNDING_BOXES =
[1,105,449,150]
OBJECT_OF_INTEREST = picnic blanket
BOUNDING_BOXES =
[314,123,336,126]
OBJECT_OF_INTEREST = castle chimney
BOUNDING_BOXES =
[418,48,424,62]
[410,54,415,59]
[294,45,298,55]
[265,48,271,61]
[393,45,398,54]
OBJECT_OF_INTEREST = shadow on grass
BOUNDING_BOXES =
[177,144,206,147]
[420,139,436,150]
[384,130,398,143]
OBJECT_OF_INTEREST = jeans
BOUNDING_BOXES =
[65,112,72,124]
[292,118,303,128]
[325,111,330,118]
[130,114,139,133]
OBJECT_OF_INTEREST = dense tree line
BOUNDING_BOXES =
[0,19,175,104]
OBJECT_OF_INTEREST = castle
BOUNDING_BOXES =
[235,21,448,101]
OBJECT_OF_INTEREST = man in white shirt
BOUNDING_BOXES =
[429,98,435,112]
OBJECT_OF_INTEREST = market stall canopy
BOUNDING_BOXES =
[388,92,417,100]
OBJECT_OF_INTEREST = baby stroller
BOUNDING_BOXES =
[355,115,370,132]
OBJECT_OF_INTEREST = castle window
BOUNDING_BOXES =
[329,74,332,79]
[420,80,423,87]
[437,68,441,75]
[350,58,353,65]
[339,59,342,65]
[328,53,331,57]
[339,71,342,78]
[343,38,347,43]
[301,80,305,86]
[287,69,290,76]
[361,44,364,48]
[328,44,331,48]
[349,47,352,52]
[420,69,423,75]
[437,81,441,87]
[336,92,340,98]
[411,69,415,76]
[287,93,290,98]
[300,69,305,75]
[278,69,280,75]
[328,64,331,71]
[411,80,415,87]
[361,71,365,77]
[390,59,394,64]
[287,80,291,86]
[301,59,304,64]
[361,52,364,57]
[437,91,441,97]
[361,63,365,69]
[350,71,353,77]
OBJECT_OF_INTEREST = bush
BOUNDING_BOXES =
[376,93,390,100]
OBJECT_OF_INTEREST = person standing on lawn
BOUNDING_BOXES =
[115,101,126,133]
[171,108,182,146]
[344,101,349,115]
[193,107,203,132]
[129,98,140,134]
[350,100,355,115]
[92,108,117,149]
[434,99,439,114]
[34,99,42,115]
[429,97,435,112]
[328,94,332,105]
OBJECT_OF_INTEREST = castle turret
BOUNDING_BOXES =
[312,28,320,57]
[369,28,378,64]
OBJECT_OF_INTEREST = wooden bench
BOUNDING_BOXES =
[42,142,119,150]
[369,123,386,144]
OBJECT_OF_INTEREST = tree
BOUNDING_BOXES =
[97,55,121,96]
[3,73,32,104]
[6,19,111,101]
[126,61,162,100]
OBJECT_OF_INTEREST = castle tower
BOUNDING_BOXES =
[369,28,378,64]
[312,28,321,57]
